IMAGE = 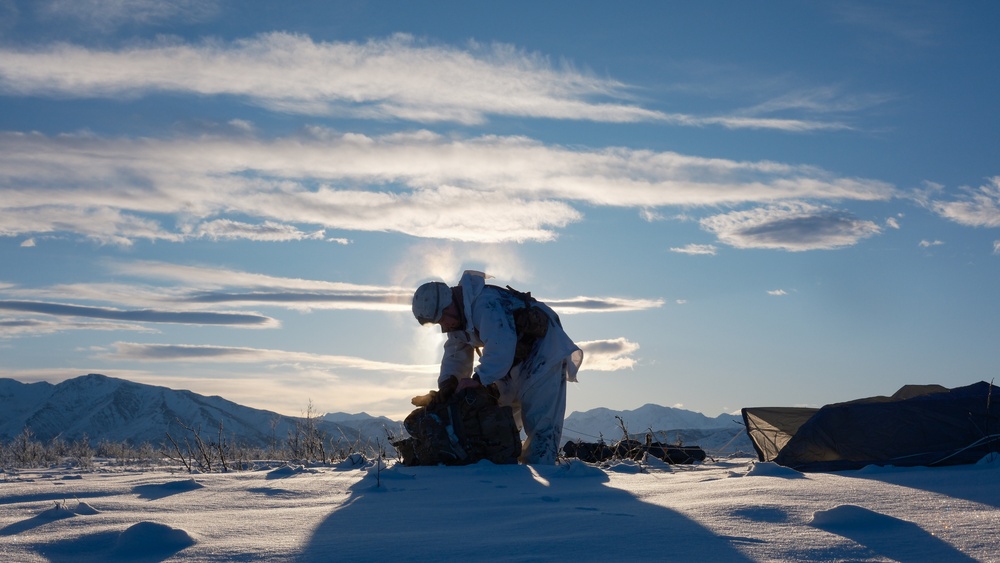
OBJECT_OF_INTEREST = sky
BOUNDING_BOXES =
[1,0,999,421]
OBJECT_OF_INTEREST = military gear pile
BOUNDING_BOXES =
[394,381,522,466]
[563,439,707,465]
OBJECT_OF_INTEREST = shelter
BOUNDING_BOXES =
[742,381,1000,472]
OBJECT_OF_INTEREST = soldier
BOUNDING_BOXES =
[412,270,583,464]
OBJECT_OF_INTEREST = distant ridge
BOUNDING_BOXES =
[0,374,401,449]
[0,374,752,456]
[563,404,752,454]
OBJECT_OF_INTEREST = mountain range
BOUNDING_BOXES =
[0,374,752,455]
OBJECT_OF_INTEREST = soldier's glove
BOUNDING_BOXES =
[410,390,437,407]
[410,375,460,407]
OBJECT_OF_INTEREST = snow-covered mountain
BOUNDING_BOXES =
[563,404,752,454]
[1,374,752,455]
[0,374,401,450]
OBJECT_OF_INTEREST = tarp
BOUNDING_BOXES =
[742,382,1000,472]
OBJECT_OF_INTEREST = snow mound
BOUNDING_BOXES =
[73,501,100,515]
[976,452,999,466]
[535,458,608,479]
[745,461,805,478]
[266,464,319,479]
[335,453,369,469]
[133,478,204,499]
[810,504,905,530]
[113,521,196,556]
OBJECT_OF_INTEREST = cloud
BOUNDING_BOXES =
[20,238,35,247]
[0,33,857,132]
[931,177,1000,228]
[3,260,663,317]
[700,202,882,251]
[829,3,942,46]
[640,208,665,222]
[0,300,277,327]
[670,244,717,256]
[0,130,896,245]
[919,240,944,248]
[577,338,640,371]
[38,0,221,31]
[994,241,1000,255]
[885,217,900,229]
[0,34,659,126]
[767,289,788,296]
[544,297,665,314]
[188,219,326,242]
[100,342,436,377]
[0,317,154,338]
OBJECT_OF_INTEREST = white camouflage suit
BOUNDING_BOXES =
[438,271,583,464]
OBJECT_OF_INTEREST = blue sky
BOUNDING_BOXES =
[1,1,998,420]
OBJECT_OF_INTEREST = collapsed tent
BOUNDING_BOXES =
[742,381,1000,472]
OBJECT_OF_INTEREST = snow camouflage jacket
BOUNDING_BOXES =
[438,271,583,388]
[394,381,521,466]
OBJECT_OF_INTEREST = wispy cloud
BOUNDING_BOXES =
[0,34,661,125]
[700,202,882,251]
[38,0,220,31]
[0,130,896,245]
[767,289,788,296]
[0,317,154,338]
[102,338,641,375]
[0,300,277,327]
[919,240,944,248]
[189,220,326,242]
[544,297,664,314]
[103,342,437,374]
[829,2,943,47]
[0,33,854,132]
[670,244,717,256]
[931,177,1000,228]
[1,261,664,317]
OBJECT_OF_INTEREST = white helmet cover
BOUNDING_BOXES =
[412,281,452,325]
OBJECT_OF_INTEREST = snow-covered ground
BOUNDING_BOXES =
[2,454,998,562]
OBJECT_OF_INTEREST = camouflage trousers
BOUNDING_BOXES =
[495,359,568,464]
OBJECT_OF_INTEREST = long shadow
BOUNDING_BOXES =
[297,461,755,562]
[0,503,77,536]
[836,457,1000,510]
[810,505,977,563]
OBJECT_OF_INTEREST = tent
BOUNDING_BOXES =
[742,381,1000,472]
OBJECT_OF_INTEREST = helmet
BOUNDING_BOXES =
[412,281,452,325]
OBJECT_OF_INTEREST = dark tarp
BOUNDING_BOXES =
[742,382,1000,472]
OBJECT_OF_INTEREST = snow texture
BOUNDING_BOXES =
[2,453,998,562]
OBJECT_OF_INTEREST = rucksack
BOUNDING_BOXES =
[393,384,522,466]
[503,285,549,365]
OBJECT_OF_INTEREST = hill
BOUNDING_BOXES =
[0,374,401,451]
[1,374,752,456]
[563,403,752,454]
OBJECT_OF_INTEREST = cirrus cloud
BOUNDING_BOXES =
[0,33,847,131]
[0,130,896,246]
[931,177,1000,228]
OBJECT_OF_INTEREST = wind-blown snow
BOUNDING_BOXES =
[1,454,998,562]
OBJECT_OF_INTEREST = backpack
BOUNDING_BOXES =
[393,384,522,466]
[503,285,549,365]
